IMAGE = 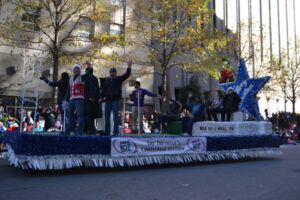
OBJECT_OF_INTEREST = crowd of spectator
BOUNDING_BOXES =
[268,112,300,144]
[0,107,64,134]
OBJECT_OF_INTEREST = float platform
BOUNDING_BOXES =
[1,126,281,170]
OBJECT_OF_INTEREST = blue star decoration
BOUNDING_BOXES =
[220,58,270,121]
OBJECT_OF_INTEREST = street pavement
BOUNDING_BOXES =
[0,145,299,200]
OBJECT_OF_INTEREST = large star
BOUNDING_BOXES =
[220,58,270,121]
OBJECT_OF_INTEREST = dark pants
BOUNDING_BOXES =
[181,116,194,136]
[221,107,237,121]
[105,100,120,136]
[207,108,212,121]
[84,100,96,134]
[58,104,67,130]
[160,115,177,132]
[211,107,223,121]
[66,98,84,134]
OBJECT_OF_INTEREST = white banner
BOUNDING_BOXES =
[192,121,272,136]
[111,137,207,157]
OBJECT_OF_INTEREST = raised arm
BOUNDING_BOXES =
[40,77,60,87]
[81,68,92,82]
[81,61,93,82]
[119,59,132,82]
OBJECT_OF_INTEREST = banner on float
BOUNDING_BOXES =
[111,137,207,157]
[192,121,272,136]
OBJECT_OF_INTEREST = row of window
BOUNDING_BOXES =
[0,2,125,37]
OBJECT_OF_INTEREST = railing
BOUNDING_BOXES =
[6,106,36,117]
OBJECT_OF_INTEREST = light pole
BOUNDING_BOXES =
[266,95,270,112]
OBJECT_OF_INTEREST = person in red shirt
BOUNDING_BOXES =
[64,62,93,135]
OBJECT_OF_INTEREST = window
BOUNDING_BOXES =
[110,23,123,35]
[77,26,90,38]
[111,0,124,6]
[76,19,94,39]
[110,2,124,24]
[21,6,40,32]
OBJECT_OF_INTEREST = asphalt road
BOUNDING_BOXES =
[0,145,299,200]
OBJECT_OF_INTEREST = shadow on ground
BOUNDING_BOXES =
[3,156,280,177]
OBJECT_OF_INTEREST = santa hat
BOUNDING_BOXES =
[72,64,82,72]
[227,86,234,92]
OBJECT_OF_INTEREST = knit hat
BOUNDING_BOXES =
[72,64,82,72]
[109,68,117,73]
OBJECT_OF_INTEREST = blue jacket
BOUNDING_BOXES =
[187,98,206,121]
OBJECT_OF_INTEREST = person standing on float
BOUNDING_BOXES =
[40,72,70,127]
[83,67,100,135]
[64,62,93,135]
[130,81,161,133]
[100,59,132,136]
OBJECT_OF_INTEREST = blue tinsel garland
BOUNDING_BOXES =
[2,131,280,156]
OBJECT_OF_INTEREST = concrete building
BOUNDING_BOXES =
[0,0,156,116]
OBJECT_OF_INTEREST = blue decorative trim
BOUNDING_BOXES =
[2,131,111,156]
[206,135,280,151]
[2,131,280,156]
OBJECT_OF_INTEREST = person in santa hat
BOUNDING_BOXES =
[221,87,241,121]
[63,61,93,135]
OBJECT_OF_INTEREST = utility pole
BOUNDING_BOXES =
[269,0,273,65]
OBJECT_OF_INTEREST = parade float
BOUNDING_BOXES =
[1,59,281,170]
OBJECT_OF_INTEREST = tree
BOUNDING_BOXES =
[127,0,228,113]
[18,49,48,131]
[0,0,119,105]
[176,75,204,109]
[19,49,34,131]
[227,21,276,96]
[269,43,300,114]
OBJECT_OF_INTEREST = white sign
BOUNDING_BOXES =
[192,121,272,136]
[111,137,207,157]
